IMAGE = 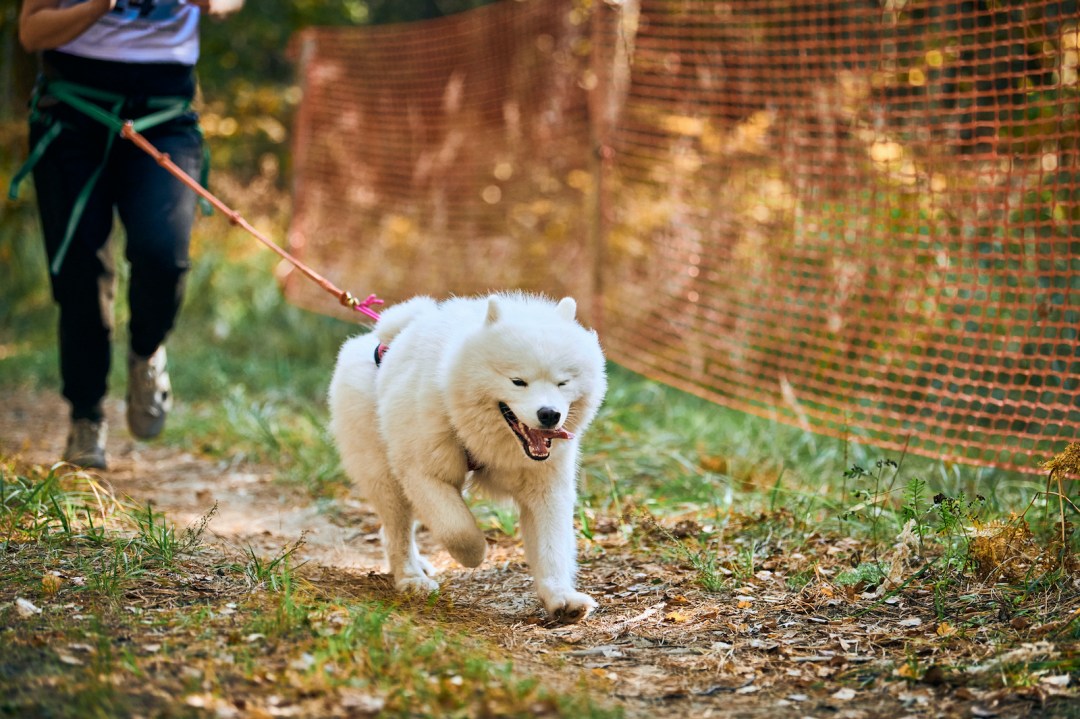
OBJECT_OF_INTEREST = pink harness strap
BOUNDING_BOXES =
[373,343,390,366]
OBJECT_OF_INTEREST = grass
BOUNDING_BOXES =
[233,534,307,590]
[0,462,619,718]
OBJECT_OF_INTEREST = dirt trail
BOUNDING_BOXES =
[2,388,1072,718]
[1,390,383,570]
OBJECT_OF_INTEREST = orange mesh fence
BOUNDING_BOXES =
[287,2,597,311]
[287,0,1080,474]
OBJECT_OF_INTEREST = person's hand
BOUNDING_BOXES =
[188,0,244,16]
[74,0,117,17]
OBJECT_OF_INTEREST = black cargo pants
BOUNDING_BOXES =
[29,93,202,422]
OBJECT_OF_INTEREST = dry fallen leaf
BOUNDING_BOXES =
[15,598,42,618]
[56,653,83,666]
[338,689,386,713]
[41,573,63,595]
[894,663,919,679]
[1041,675,1071,688]
[1010,616,1031,631]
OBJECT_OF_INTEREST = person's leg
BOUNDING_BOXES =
[115,115,201,358]
[115,113,201,438]
[30,114,117,424]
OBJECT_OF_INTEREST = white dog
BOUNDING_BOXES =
[328,293,607,623]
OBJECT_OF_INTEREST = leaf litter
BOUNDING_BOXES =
[2,389,1079,718]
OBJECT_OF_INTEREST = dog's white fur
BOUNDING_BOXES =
[328,293,606,622]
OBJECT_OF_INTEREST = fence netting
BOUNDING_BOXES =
[287,0,1080,474]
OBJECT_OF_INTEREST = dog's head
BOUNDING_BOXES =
[447,295,606,462]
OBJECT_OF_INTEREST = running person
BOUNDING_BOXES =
[16,0,243,468]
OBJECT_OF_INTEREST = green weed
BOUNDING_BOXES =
[691,548,728,592]
[87,540,145,599]
[785,568,815,591]
[657,532,727,593]
[129,503,189,567]
[234,534,307,591]
[839,459,900,549]
[262,570,310,637]
[835,561,889,588]
[902,475,929,554]
[577,505,594,541]
[934,491,984,571]
[732,540,758,583]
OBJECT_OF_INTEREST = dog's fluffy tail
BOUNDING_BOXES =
[375,295,438,344]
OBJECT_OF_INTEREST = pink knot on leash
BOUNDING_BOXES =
[354,295,383,321]
[342,292,384,321]
[357,294,384,311]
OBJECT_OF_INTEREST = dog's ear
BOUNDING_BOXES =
[485,296,501,325]
[556,297,577,321]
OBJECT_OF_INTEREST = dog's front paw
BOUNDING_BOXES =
[395,572,439,594]
[541,590,597,624]
[442,529,488,568]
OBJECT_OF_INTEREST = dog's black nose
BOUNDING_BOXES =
[536,407,561,428]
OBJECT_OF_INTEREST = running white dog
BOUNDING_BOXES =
[328,293,606,623]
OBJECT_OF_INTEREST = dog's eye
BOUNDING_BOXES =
[511,378,528,387]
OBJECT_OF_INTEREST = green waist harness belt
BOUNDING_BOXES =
[8,79,212,275]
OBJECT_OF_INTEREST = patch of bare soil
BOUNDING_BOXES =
[2,389,1078,718]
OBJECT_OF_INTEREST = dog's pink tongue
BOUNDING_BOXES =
[540,427,574,441]
[525,427,574,455]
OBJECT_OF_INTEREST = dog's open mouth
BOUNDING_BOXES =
[499,402,574,461]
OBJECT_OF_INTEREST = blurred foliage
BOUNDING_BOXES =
[195,0,497,185]
[199,0,500,92]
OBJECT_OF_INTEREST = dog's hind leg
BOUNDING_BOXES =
[368,475,439,593]
[408,521,438,577]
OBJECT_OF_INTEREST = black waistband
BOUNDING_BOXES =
[42,51,197,100]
